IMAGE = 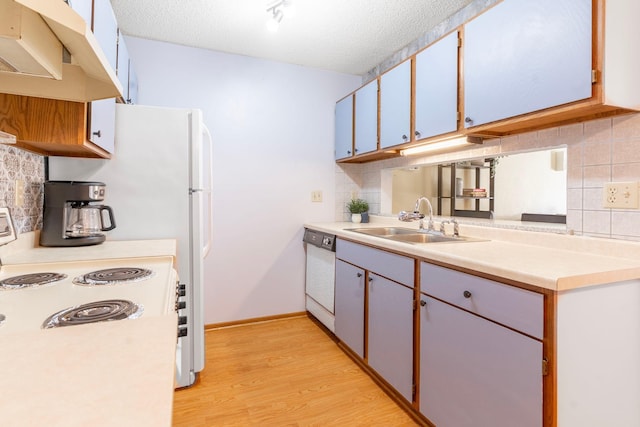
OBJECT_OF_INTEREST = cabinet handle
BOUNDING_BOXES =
[414,131,421,138]
[354,148,359,153]
[402,134,408,141]
[464,117,473,124]
[368,277,373,282]
[463,290,472,299]
[356,272,362,278]
[420,300,427,307]
[347,150,352,155]
[92,130,102,138]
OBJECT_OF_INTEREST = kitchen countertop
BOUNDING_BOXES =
[0,315,177,427]
[0,234,179,427]
[305,216,640,292]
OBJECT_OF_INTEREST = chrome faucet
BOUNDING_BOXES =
[398,196,435,232]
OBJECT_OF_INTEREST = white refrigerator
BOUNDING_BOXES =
[48,103,212,388]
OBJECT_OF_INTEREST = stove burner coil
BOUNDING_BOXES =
[73,267,154,286]
[42,299,143,329]
[0,273,68,290]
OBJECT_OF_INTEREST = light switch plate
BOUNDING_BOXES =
[603,182,639,209]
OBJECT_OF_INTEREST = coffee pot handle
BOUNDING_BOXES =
[100,206,116,231]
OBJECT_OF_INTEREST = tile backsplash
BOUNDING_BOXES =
[336,112,640,242]
[0,145,44,234]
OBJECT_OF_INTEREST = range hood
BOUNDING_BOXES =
[0,0,122,102]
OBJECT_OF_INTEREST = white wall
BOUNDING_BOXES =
[125,37,360,324]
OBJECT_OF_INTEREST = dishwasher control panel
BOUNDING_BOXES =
[303,229,336,251]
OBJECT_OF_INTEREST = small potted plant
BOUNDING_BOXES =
[347,198,369,223]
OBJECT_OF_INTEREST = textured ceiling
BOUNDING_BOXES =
[110,0,474,76]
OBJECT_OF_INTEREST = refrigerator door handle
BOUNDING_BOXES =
[202,125,213,259]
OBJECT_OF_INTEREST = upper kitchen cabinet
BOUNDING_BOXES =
[354,79,378,156]
[463,0,592,129]
[335,94,354,160]
[85,0,118,153]
[92,0,118,71]
[0,93,110,158]
[415,31,459,140]
[463,0,640,136]
[0,0,122,102]
[0,0,134,157]
[379,60,411,149]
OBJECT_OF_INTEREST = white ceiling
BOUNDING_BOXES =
[110,0,474,76]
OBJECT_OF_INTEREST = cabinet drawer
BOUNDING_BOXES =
[337,239,414,287]
[420,262,543,339]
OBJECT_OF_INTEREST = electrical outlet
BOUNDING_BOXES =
[603,182,639,209]
[311,190,323,202]
[14,180,24,207]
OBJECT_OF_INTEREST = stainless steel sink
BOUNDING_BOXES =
[386,233,485,244]
[346,227,417,236]
[386,233,459,243]
[346,227,487,244]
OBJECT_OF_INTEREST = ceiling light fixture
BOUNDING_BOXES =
[400,136,483,157]
[266,0,290,32]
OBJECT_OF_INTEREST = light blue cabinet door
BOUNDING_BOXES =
[415,31,459,139]
[334,260,365,358]
[380,60,411,148]
[88,99,116,153]
[464,0,592,128]
[368,274,413,402]
[68,0,92,26]
[92,0,118,71]
[419,296,542,427]
[335,95,353,160]
[354,79,378,155]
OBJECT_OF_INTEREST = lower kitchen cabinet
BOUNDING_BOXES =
[335,238,415,403]
[368,273,413,402]
[419,261,544,427]
[419,296,542,427]
[334,259,365,358]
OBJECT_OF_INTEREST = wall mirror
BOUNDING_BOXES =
[381,147,567,224]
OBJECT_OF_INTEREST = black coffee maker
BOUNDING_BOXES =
[40,181,116,247]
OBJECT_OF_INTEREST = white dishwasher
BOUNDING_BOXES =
[303,228,336,332]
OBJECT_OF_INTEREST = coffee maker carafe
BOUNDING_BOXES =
[40,181,116,247]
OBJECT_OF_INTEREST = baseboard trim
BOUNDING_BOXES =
[205,311,307,331]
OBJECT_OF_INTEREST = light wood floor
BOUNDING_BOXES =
[172,315,419,426]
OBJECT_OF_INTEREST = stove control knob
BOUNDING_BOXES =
[178,288,186,297]
[178,327,188,337]
[178,316,187,325]
[177,301,186,310]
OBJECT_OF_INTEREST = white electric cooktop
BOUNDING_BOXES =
[0,256,176,334]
